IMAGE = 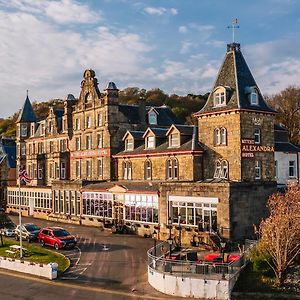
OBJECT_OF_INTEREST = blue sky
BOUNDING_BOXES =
[0,0,300,118]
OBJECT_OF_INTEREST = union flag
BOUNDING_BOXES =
[18,165,32,183]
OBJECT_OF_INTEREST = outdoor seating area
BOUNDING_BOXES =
[5,245,28,257]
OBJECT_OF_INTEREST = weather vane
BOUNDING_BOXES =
[227,18,240,43]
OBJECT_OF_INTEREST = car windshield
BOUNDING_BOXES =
[53,229,70,237]
[25,224,39,232]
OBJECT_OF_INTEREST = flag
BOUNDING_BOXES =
[18,165,32,183]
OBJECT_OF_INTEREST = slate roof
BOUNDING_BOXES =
[196,43,275,115]
[16,96,36,123]
[118,104,182,126]
[275,142,300,152]
[0,137,16,168]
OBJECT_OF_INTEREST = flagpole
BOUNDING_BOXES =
[18,171,23,259]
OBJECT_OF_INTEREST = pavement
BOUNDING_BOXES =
[4,214,183,300]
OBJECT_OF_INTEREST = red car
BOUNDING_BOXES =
[38,227,77,250]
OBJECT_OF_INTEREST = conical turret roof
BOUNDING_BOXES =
[16,95,36,123]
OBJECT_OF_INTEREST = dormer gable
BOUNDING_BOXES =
[147,108,158,125]
[143,127,168,149]
[122,130,144,151]
[244,86,259,106]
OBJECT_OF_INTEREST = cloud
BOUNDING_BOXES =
[144,6,177,16]
[0,0,101,24]
[179,26,187,33]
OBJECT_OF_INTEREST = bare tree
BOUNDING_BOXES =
[259,185,300,286]
[266,86,300,144]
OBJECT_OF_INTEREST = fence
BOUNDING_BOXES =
[147,241,248,280]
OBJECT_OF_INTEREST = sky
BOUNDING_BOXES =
[0,0,300,118]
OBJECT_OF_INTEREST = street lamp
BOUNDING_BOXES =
[153,230,157,257]
[178,214,182,249]
[220,241,226,279]
[168,217,172,257]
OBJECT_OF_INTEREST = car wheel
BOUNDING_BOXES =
[54,243,59,250]
[41,240,45,247]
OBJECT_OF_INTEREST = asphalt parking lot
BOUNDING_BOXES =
[7,215,165,297]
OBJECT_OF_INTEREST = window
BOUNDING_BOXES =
[97,159,103,177]
[254,128,261,144]
[220,128,226,145]
[213,161,222,178]
[38,164,43,179]
[146,136,155,149]
[122,161,132,180]
[214,128,220,145]
[144,160,152,180]
[86,160,92,177]
[275,160,278,178]
[21,124,27,137]
[125,138,133,151]
[55,162,60,179]
[49,121,54,134]
[166,159,179,180]
[21,144,26,156]
[75,137,81,150]
[97,113,103,126]
[82,192,113,218]
[148,111,157,125]
[97,133,103,148]
[214,92,226,106]
[289,161,296,178]
[75,118,80,130]
[86,116,91,128]
[31,124,35,136]
[75,161,81,177]
[250,91,258,105]
[61,162,66,179]
[49,141,54,152]
[169,133,179,147]
[86,135,92,149]
[255,160,262,179]
[49,163,53,178]
[60,139,67,152]
[221,160,228,179]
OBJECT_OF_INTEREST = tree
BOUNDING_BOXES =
[259,185,300,286]
[266,86,300,144]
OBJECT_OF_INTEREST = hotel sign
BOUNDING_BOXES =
[241,139,274,159]
[71,148,110,159]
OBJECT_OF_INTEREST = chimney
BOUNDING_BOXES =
[139,97,146,125]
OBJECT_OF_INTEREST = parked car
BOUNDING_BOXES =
[0,223,16,237]
[38,227,77,250]
[15,223,40,242]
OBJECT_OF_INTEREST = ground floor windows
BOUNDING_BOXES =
[124,194,158,223]
[53,190,80,215]
[82,192,113,218]
[169,196,218,232]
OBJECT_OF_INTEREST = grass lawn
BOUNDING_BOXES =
[0,237,69,275]
[233,262,298,296]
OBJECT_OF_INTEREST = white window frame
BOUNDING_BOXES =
[97,113,102,127]
[86,116,91,129]
[86,160,92,177]
[213,161,222,178]
[254,128,261,144]
[146,136,155,149]
[86,135,92,150]
[61,162,66,179]
[148,111,157,125]
[220,128,227,145]
[214,92,226,107]
[221,160,228,179]
[125,138,134,151]
[97,159,103,177]
[75,118,80,130]
[38,164,43,180]
[21,124,27,137]
[250,91,258,105]
[169,133,179,147]
[76,161,81,178]
[21,144,26,156]
[97,133,103,148]
[75,137,81,150]
[289,161,296,178]
[145,160,152,180]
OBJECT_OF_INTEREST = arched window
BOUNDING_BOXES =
[166,158,179,180]
[213,160,221,178]
[213,86,226,107]
[144,160,152,180]
[221,160,228,179]
[214,128,220,145]
[122,161,132,180]
[250,91,258,105]
[220,128,227,145]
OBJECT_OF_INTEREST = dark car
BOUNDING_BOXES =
[38,227,77,250]
[15,223,40,242]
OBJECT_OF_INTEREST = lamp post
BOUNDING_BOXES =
[168,217,172,257]
[220,242,226,263]
[178,214,182,249]
[153,230,157,258]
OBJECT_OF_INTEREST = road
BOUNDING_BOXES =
[2,215,181,300]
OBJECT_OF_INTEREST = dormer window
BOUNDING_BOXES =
[146,136,155,149]
[125,138,134,151]
[250,91,258,105]
[148,111,157,125]
[169,133,179,147]
[213,86,227,107]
